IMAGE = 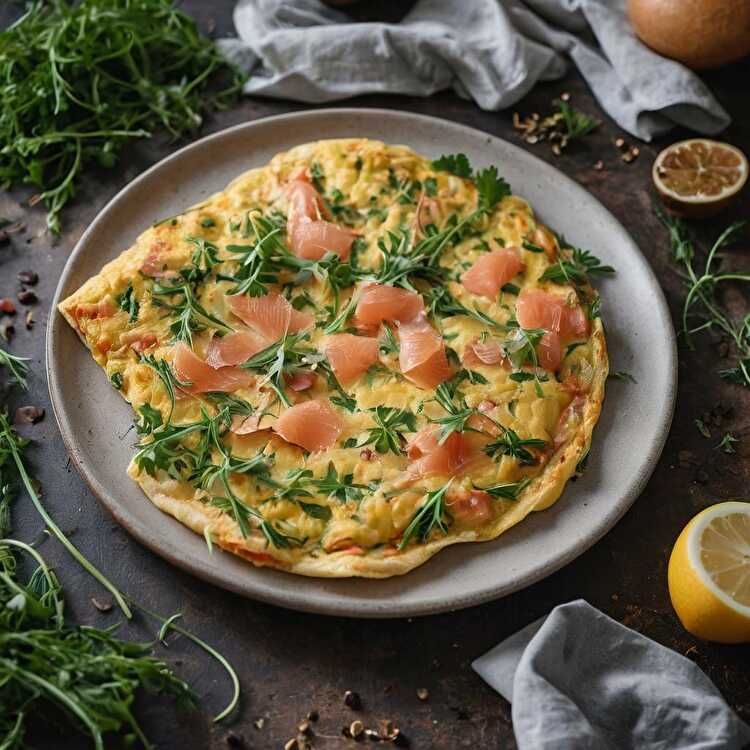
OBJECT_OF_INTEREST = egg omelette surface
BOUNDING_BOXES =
[60,139,609,577]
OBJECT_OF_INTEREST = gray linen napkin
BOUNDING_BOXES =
[472,600,750,750]
[218,0,731,141]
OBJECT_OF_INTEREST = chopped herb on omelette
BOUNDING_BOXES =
[59,139,609,577]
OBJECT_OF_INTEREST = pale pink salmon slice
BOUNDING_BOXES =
[228,293,313,342]
[274,399,343,453]
[398,316,452,389]
[287,178,357,261]
[462,247,523,299]
[355,284,425,329]
[324,333,380,385]
[516,288,589,340]
[205,329,268,369]
[172,342,255,393]
[446,488,494,526]
[406,425,478,479]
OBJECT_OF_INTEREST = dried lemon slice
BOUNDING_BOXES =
[668,501,750,643]
[653,139,748,219]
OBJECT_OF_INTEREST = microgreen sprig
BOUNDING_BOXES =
[657,208,748,386]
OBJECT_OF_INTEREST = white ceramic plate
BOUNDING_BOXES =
[47,109,676,617]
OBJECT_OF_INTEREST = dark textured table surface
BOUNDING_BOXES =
[1,3,749,749]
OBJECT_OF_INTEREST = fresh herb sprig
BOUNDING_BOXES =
[371,156,510,291]
[0,348,29,390]
[359,407,417,455]
[540,242,615,286]
[422,285,506,330]
[312,462,369,504]
[484,426,546,465]
[398,481,452,549]
[430,382,478,444]
[657,209,748,386]
[222,212,285,296]
[555,99,600,140]
[0,0,243,233]
[152,276,233,346]
[241,333,320,408]
[475,476,530,500]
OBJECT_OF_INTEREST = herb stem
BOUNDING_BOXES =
[0,413,132,618]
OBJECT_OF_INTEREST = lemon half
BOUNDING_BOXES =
[668,501,750,644]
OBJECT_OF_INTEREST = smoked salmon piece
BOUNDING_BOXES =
[515,289,589,341]
[274,399,342,452]
[228,294,313,342]
[287,178,358,261]
[355,284,425,328]
[406,425,477,479]
[536,331,562,372]
[285,370,317,392]
[324,334,380,385]
[462,248,523,300]
[446,488,494,526]
[172,342,255,393]
[205,329,267,369]
[398,316,452,389]
[463,337,508,368]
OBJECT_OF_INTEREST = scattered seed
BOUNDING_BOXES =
[17,269,39,286]
[593,160,604,171]
[253,717,266,730]
[560,91,570,101]
[0,221,25,243]
[364,728,380,740]
[344,690,362,710]
[14,406,44,425]
[416,688,429,701]
[1,322,14,342]
[91,596,113,612]
[621,146,639,163]
[18,289,37,305]
[350,720,364,739]
[378,720,400,741]
[614,137,626,149]
[297,720,311,735]
[695,469,709,485]
[25,310,34,330]
[0,298,16,315]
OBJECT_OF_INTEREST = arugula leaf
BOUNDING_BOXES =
[484,427,546,465]
[311,462,369,503]
[359,407,417,455]
[116,283,139,323]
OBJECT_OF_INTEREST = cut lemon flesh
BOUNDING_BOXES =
[669,501,750,643]
[653,139,748,218]
[654,139,747,200]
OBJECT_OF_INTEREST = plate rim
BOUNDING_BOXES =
[46,107,677,617]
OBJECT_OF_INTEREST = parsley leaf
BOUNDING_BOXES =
[431,153,472,178]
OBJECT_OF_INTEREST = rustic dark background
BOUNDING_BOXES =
[1,2,749,749]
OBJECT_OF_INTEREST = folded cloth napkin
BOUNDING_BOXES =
[218,0,731,141]
[472,600,750,750]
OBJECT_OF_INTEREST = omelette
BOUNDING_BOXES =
[59,139,609,578]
